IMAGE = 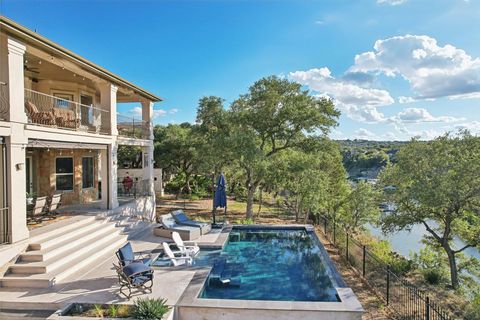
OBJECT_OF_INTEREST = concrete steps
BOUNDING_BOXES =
[0,215,133,288]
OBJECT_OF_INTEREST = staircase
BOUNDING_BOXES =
[0,214,140,288]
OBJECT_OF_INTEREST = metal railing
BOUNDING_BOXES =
[117,179,153,199]
[318,215,454,320]
[0,82,8,121]
[117,114,150,140]
[0,207,9,244]
[24,89,110,134]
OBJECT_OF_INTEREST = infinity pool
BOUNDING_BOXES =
[199,227,340,302]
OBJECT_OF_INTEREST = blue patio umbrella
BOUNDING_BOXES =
[213,173,227,224]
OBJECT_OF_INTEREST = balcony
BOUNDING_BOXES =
[24,89,110,135]
[117,114,150,140]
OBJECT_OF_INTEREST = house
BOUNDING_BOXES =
[0,15,161,246]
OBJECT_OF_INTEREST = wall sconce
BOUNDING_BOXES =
[16,163,24,171]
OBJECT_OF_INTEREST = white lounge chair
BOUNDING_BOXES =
[172,231,200,257]
[162,242,192,267]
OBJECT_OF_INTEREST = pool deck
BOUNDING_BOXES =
[0,220,227,312]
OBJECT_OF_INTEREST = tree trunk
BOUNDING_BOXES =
[246,184,256,219]
[257,189,263,217]
[444,245,459,289]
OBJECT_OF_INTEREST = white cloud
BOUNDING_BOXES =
[354,128,376,139]
[453,121,480,135]
[398,96,416,104]
[351,35,480,100]
[393,108,464,123]
[377,0,407,5]
[169,108,179,114]
[129,106,167,119]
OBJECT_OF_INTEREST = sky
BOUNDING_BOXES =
[2,0,480,141]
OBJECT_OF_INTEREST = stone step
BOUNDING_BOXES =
[11,225,121,274]
[28,215,96,244]
[20,221,118,262]
[29,217,108,251]
[0,233,127,288]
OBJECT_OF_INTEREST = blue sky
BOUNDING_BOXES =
[2,0,479,140]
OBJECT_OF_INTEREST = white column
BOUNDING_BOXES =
[141,100,155,198]
[6,37,29,242]
[100,84,119,209]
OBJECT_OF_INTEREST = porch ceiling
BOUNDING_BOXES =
[28,139,107,150]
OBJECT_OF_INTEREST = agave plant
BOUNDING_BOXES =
[132,298,170,320]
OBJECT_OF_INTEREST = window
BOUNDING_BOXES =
[56,157,74,191]
[53,93,74,109]
[82,157,94,189]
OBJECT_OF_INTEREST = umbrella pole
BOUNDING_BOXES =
[212,172,216,225]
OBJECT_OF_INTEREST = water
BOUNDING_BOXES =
[199,227,339,302]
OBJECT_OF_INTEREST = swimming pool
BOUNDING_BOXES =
[199,226,340,302]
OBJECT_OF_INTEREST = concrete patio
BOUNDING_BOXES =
[0,216,226,315]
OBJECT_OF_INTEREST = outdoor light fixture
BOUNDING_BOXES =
[15,163,24,171]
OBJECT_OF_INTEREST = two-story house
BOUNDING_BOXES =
[0,16,161,247]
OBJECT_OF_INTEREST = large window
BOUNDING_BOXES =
[82,157,94,189]
[56,157,74,191]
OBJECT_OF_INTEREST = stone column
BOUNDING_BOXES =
[100,84,119,210]
[6,37,29,242]
[141,100,155,198]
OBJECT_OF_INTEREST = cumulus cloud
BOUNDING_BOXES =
[169,108,179,114]
[351,35,480,100]
[354,128,376,139]
[393,108,464,123]
[377,0,407,5]
[130,106,167,119]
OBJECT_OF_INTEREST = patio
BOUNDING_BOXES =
[0,215,226,314]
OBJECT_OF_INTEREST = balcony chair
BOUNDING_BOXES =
[113,262,154,299]
[171,210,211,235]
[52,108,81,129]
[116,242,155,267]
[24,101,56,126]
[45,194,62,216]
[162,242,192,267]
[172,231,200,257]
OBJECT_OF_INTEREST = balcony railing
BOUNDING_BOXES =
[24,89,110,134]
[0,82,8,121]
[117,114,151,140]
[117,179,153,199]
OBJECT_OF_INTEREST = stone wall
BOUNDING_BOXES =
[32,148,99,205]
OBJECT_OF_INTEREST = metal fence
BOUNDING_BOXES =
[0,207,9,244]
[24,89,110,134]
[117,114,150,140]
[319,215,454,320]
[117,179,153,199]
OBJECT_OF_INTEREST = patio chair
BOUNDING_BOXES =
[45,194,62,216]
[162,242,192,267]
[29,196,48,223]
[171,210,212,235]
[172,231,200,257]
[24,101,56,126]
[155,214,201,241]
[53,108,81,129]
[116,242,154,267]
[113,262,154,299]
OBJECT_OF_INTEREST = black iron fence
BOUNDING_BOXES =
[318,215,454,320]
[117,179,153,199]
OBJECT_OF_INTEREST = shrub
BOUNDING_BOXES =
[132,298,170,320]
[465,294,480,320]
[236,218,254,225]
[109,304,119,317]
[93,304,104,318]
[422,268,444,285]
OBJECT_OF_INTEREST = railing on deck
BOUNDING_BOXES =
[24,89,110,134]
[117,114,150,140]
[318,215,454,320]
[117,179,153,199]
[0,207,9,244]
[0,82,8,121]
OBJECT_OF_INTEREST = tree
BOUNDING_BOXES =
[229,76,340,218]
[338,181,381,233]
[153,123,204,196]
[379,131,480,288]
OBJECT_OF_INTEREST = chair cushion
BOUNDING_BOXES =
[25,101,39,114]
[123,262,152,277]
[118,242,135,265]
[172,211,189,223]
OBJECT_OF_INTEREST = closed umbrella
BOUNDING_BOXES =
[213,173,227,225]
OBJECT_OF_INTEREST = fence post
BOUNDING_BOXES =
[425,296,430,320]
[346,232,349,262]
[362,245,366,277]
[386,265,390,306]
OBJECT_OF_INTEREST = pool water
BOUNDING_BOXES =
[199,227,339,302]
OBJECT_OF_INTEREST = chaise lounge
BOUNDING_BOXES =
[171,210,211,235]
[154,214,201,241]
